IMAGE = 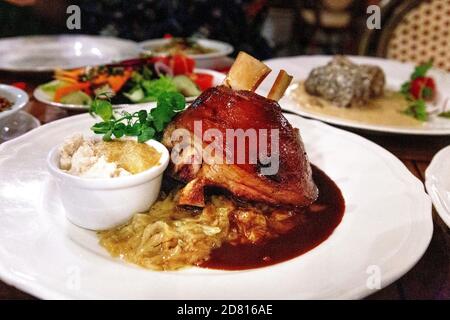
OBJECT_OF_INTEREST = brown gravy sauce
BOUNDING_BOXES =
[200,165,345,270]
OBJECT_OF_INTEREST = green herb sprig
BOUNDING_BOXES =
[438,111,450,119]
[89,91,185,142]
[403,99,427,122]
[400,60,433,121]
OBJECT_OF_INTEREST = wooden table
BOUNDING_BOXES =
[0,76,449,300]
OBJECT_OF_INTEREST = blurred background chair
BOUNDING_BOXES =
[291,0,367,55]
[359,0,450,71]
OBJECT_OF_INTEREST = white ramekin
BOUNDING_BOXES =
[47,137,169,231]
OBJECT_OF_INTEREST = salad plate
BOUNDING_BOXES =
[259,56,450,135]
[0,110,432,299]
[34,68,225,111]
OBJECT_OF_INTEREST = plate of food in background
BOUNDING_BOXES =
[140,37,234,69]
[259,55,450,135]
[34,55,225,110]
[0,53,432,299]
[425,145,450,228]
[0,35,140,73]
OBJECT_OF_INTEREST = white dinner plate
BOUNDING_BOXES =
[0,35,140,73]
[259,55,450,135]
[0,111,432,299]
[425,145,450,228]
[33,69,225,111]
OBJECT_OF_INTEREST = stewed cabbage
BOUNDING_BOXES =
[99,191,232,270]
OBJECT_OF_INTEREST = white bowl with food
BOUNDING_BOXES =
[0,84,29,121]
[139,38,234,69]
[47,134,169,230]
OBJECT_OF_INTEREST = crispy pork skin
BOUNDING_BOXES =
[162,86,318,208]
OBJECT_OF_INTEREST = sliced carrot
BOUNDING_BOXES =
[92,74,110,86]
[55,67,85,79]
[54,76,79,84]
[54,83,91,102]
[107,70,132,92]
[53,67,132,98]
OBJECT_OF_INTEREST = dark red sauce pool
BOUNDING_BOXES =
[200,165,345,270]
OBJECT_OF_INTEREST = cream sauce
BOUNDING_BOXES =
[289,82,422,127]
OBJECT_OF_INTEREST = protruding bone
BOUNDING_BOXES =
[178,178,206,207]
[223,51,272,91]
[267,70,293,101]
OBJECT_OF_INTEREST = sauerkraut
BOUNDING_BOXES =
[99,191,233,270]
[99,186,304,271]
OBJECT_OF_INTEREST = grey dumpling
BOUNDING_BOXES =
[304,56,385,108]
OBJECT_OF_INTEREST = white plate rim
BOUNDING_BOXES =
[0,35,140,73]
[425,145,450,228]
[33,68,225,111]
[0,112,433,299]
[261,55,450,136]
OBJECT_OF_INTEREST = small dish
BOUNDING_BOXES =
[47,137,169,230]
[0,111,40,143]
[425,145,450,228]
[0,84,29,121]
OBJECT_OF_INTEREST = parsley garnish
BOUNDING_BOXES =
[90,91,186,142]
[403,99,428,122]
[422,86,433,100]
[438,111,450,119]
[400,60,433,121]
[400,81,411,96]
[411,60,433,80]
